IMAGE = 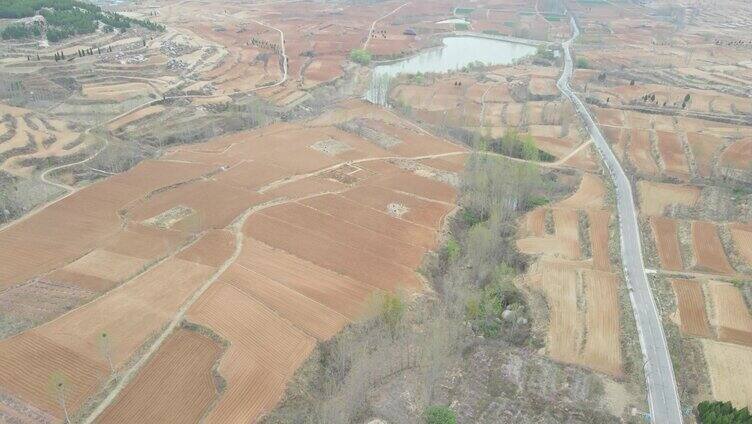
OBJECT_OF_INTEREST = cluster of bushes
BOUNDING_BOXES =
[479,129,556,162]
[0,0,164,42]
[349,48,371,65]
[697,401,752,423]
[1,24,41,40]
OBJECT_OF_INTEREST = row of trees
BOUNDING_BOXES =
[478,129,556,162]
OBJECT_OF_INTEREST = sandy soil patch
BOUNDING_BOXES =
[107,105,165,131]
[708,281,752,346]
[686,132,723,178]
[702,340,752,409]
[637,181,700,216]
[719,138,752,171]
[61,249,148,287]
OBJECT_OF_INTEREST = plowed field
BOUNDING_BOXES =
[628,129,660,175]
[186,282,316,424]
[637,181,700,216]
[703,340,752,409]
[656,131,690,179]
[708,281,752,346]
[730,224,752,267]
[671,279,712,338]
[691,222,734,275]
[97,329,222,424]
[581,269,622,377]
[651,217,684,271]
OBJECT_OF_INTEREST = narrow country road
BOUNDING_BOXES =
[558,16,683,424]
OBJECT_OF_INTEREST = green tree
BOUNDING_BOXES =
[349,48,371,65]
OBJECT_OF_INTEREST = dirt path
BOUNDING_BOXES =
[363,2,411,50]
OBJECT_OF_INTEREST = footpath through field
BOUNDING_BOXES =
[557,15,683,424]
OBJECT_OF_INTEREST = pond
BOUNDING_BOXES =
[365,36,538,105]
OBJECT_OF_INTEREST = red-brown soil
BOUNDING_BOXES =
[97,329,222,424]
[671,279,713,338]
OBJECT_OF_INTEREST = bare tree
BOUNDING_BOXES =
[48,372,70,423]
[99,332,115,377]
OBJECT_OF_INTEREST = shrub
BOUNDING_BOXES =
[443,238,461,261]
[378,292,405,335]
[576,57,590,69]
[349,48,371,65]
[425,405,457,424]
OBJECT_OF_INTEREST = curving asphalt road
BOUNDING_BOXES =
[557,16,683,424]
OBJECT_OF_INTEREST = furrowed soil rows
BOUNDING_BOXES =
[671,279,712,338]
[177,230,236,267]
[341,184,454,228]
[691,222,735,275]
[656,130,690,179]
[186,282,316,424]
[528,260,582,367]
[300,193,438,249]
[651,217,684,271]
[628,129,660,175]
[259,202,425,268]
[557,174,607,209]
[0,256,217,419]
[238,239,377,319]
[708,281,752,346]
[581,269,622,377]
[702,340,752,409]
[243,213,422,291]
[0,160,217,288]
[730,224,752,267]
[0,332,107,419]
[97,329,222,424]
[61,249,148,289]
[588,210,612,271]
[222,262,348,340]
[525,207,547,237]
[553,208,582,259]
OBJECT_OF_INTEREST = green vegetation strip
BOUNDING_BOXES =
[1,0,164,42]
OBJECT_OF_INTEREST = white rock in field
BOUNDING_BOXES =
[502,309,515,321]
